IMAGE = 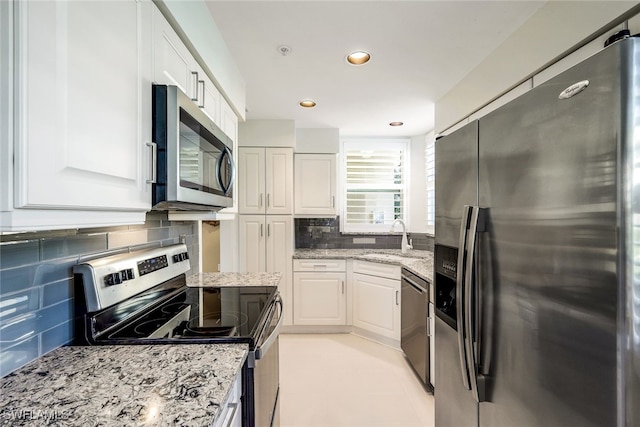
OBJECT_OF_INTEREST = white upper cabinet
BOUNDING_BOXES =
[220,97,238,146]
[152,5,195,99]
[2,0,153,231]
[151,5,235,143]
[294,154,337,216]
[238,147,293,214]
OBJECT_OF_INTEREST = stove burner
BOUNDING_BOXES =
[181,323,238,337]
[161,302,191,315]
[133,319,172,337]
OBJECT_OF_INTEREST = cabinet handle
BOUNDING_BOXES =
[191,71,199,101]
[342,281,345,294]
[426,316,432,337]
[259,193,263,208]
[146,142,157,184]
[332,196,335,208]
[267,193,271,208]
[267,224,271,237]
[260,224,263,237]
[198,80,205,108]
[313,264,327,268]
[396,290,400,305]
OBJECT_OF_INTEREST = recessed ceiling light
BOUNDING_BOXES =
[346,51,371,65]
[299,100,316,108]
[389,121,404,127]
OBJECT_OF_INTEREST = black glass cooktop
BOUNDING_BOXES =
[90,285,278,344]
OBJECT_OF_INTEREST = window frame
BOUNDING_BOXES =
[425,135,435,235]
[340,138,409,234]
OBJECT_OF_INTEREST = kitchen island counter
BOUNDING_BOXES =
[187,271,282,287]
[293,249,433,283]
[0,343,248,426]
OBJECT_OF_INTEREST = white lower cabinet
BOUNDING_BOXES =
[351,260,401,341]
[238,215,293,326]
[292,259,346,325]
[213,373,242,427]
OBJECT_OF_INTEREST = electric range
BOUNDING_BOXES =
[73,243,282,427]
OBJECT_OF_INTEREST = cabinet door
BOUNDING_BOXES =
[195,64,222,126]
[265,148,293,215]
[14,0,151,212]
[293,272,346,325]
[152,4,197,98]
[266,215,293,326]
[221,98,238,143]
[238,148,265,214]
[238,215,266,272]
[294,154,337,215]
[352,272,401,340]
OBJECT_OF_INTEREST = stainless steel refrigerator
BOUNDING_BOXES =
[434,36,640,427]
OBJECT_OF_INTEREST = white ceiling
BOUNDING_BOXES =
[205,1,547,137]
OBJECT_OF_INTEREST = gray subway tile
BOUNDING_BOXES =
[0,335,39,378]
[40,320,73,355]
[31,258,76,287]
[42,278,74,307]
[41,234,107,260]
[146,227,171,243]
[0,240,40,269]
[0,312,38,344]
[0,288,39,322]
[36,299,73,334]
[0,265,38,295]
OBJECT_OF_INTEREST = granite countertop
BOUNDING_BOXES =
[293,248,433,283]
[187,272,282,287]
[0,344,248,426]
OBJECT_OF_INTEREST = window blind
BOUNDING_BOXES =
[343,141,407,231]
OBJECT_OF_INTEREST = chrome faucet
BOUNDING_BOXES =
[390,219,412,254]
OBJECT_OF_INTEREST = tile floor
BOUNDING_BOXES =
[278,333,435,427]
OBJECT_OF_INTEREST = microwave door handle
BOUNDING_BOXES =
[216,147,234,195]
[215,151,226,194]
[225,147,236,195]
[456,205,472,391]
[146,142,157,184]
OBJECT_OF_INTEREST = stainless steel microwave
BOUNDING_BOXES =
[151,85,235,211]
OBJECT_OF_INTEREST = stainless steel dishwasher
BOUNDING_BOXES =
[401,268,433,389]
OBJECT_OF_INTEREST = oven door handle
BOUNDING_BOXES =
[253,294,283,361]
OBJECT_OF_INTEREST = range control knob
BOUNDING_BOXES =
[172,252,190,263]
[122,268,135,281]
[105,272,122,286]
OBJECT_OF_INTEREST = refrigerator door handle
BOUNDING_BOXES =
[464,206,486,402]
[456,205,472,390]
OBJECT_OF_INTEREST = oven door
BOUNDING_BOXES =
[246,294,283,427]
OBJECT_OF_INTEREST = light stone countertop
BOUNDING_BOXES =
[0,344,248,426]
[186,272,282,287]
[293,248,433,283]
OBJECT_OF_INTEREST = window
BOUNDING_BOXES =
[426,135,435,233]
[341,139,408,233]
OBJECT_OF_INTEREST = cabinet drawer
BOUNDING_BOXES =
[352,259,400,280]
[293,259,346,272]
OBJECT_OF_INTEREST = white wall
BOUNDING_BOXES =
[408,134,428,233]
[435,1,639,133]
[238,120,296,147]
[296,128,339,153]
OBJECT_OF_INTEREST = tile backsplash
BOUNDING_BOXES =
[0,212,199,377]
[295,217,434,251]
